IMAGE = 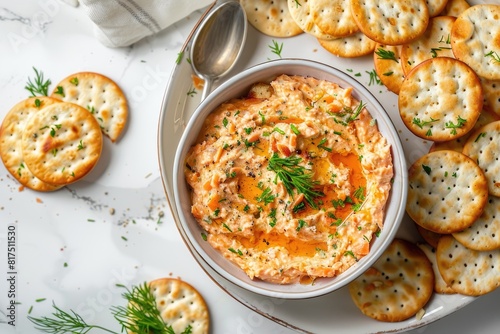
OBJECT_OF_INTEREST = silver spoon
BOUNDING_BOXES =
[190,1,247,101]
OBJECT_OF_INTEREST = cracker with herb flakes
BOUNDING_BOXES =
[436,235,500,296]
[406,150,488,234]
[50,72,128,142]
[348,238,434,322]
[0,97,62,191]
[373,44,405,94]
[450,4,500,80]
[462,120,500,197]
[21,101,103,185]
[287,0,335,40]
[398,57,482,141]
[400,16,456,75]
[148,278,209,334]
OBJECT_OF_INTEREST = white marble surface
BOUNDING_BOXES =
[0,1,498,333]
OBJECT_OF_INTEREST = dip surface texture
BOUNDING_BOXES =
[184,75,393,284]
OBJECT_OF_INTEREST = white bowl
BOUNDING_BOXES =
[173,59,407,299]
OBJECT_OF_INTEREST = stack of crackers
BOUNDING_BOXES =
[0,72,128,192]
[348,2,500,323]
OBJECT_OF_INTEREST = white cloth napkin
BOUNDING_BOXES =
[80,0,214,47]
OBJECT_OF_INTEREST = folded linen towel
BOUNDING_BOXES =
[80,0,214,47]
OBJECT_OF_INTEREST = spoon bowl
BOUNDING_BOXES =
[190,1,247,100]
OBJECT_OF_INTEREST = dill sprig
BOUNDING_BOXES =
[25,67,51,96]
[374,48,398,63]
[28,282,192,334]
[111,283,176,334]
[268,153,324,209]
[268,39,283,58]
[28,302,117,334]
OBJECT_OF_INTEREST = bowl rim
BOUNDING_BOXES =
[172,58,408,299]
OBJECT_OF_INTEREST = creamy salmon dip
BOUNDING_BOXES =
[184,74,393,284]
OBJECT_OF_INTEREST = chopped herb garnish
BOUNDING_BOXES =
[228,248,243,256]
[445,116,466,135]
[77,140,85,150]
[475,132,486,142]
[383,71,393,76]
[412,117,439,129]
[485,50,500,63]
[256,186,276,205]
[317,138,332,152]
[422,164,432,175]
[222,117,228,128]
[296,219,307,231]
[290,124,300,135]
[201,233,207,241]
[176,51,184,64]
[222,223,232,232]
[35,98,42,107]
[268,39,283,58]
[375,48,399,63]
[366,70,381,86]
[187,87,197,97]
[69,77,79,86]
[54,86,65,97]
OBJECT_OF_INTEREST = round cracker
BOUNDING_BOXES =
[50,72,128,142]
[318,31,377,58]
[287,0,335,39]
[417,242,456,294]
[429,106,500,153]
[21,102,103,185]
[400,16,456,75]
[462,120,500,197]
[450,4,500,80]
[440,0,470,17]
[406,150,489,234]
[453,195,500,251]
[415,223,442,249]
[309,0,359,38]
[480,76,500,117]
[0,97,62,191]
[373,44,405,94]
[348,238,434,322]
[149,278,209,334]
[241,0,303,37]
[436,235,500,296]
[425,0,449,17]
[350,0,430,46]
[398,57,482,141]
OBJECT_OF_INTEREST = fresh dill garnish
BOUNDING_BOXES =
[28,283,193,334]
[267,153,324,209]
[187,87,197,97]
[485,50,500,63]
[176,51,184,64]
[268,39,283,58]
[366,70,381,86]
[256,186,276,205]
[412,117,439,129]
[422,164,432,175]
[25,67,51,96]
[374,48,398,63]
[445,116,466,135]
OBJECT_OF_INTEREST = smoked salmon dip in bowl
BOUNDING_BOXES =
[173,59,407,299]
